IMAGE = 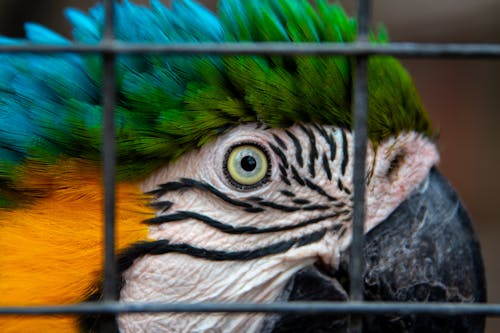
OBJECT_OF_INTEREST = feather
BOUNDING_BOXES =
[0,0,432,207]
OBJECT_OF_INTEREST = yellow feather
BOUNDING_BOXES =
[0,159,151,332]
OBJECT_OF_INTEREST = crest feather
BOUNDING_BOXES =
[0,0,432,207]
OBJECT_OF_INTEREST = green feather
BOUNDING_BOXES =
[0,0,432,207]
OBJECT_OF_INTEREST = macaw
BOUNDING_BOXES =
[0,0,486,332]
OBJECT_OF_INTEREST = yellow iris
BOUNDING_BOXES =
[226,145,269,186]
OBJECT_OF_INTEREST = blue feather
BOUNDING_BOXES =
[24,23,69,44]
[0,0,428,208]
[65,8,101,43]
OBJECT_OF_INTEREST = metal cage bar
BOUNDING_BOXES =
[101,0,118,331]
[1,0,500,331]
[3,298,499,317]
[1,42,500,57]
[349,0,371,331]
[3,302,500,316]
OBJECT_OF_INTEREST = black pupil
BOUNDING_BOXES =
[241,155,257,172]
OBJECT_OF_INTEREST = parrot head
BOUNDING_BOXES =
[0,0,485,332]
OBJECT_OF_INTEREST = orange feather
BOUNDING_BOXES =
[0,159,152,332]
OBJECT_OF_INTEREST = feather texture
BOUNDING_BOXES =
[0,0,432,207]
[0,159,151,332]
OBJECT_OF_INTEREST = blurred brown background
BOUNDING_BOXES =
[1,0,499,331]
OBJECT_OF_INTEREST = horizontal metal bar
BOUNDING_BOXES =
[0,41,499,58]
[0,302,498,316]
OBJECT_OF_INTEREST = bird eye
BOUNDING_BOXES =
[224,143,271,189]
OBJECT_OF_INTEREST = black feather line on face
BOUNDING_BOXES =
[292,198,311,205]
[285,129,304,168]
[340,129,349,176]
[269,143,289,169]
[314,124,337,162]
[256,200,300,212]
[144,211,345,234]
[180,178,257,209]
[281,190,296,197]
[78,229,328,331]
[272,133,288,150]
[322,153,332,181]
[145,181,190,196]
[337,178,352,195]
[118,228,328,271]
[150,176,342,215]
[148,201,174,213]
[291,165,305,186]
[300,125,318,179]
[276,159,291,186]
[304,178,339,202]
[151,178,260,211]
[280,170,292,186]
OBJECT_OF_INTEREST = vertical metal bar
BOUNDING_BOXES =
[349,0,371,332]
[101,0,118,331]
[356,0,371,42]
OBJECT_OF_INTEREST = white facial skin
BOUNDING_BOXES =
[118,123,439,333]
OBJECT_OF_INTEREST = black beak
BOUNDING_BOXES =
[263,168,486,333]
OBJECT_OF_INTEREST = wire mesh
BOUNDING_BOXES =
[1,0,500,332]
